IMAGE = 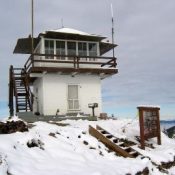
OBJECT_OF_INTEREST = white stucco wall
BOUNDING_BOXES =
[33,74,102,116]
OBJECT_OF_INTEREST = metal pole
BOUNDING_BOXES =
[111,3,115,57]
[31,0,34,54]
[92,107,95,117]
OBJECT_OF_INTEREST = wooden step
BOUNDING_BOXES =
[10,66,33,113]
[17,93,27,96]
[89,125,134,158]
[89,125,140,159]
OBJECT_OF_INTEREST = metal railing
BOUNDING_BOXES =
[24,53,117,72]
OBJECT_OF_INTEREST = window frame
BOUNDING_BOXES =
[43,38,99,61]
[67,84,80,111]
[44,39,54,59]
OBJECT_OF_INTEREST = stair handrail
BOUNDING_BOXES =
[9,65,14,116]
[21,68,34,111]
[10,65,19,113]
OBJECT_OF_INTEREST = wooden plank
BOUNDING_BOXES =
[89,125,134,158]
[33,53,116,60]
[29,67,118,75]
[24,53,118,72]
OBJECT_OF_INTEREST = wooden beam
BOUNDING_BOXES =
[29,67,118,75]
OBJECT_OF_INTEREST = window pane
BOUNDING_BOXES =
[78,42,87,56]
[67,42,76,60]
[89,43,97,56]
[56,41,65,60]
[68,85,78,99]
[74,100,79,109]
[68,100,73,109]
[45,40,54,59]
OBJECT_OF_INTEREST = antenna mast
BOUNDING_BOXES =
[31,0,34,54]
[111,3,115,57]
[61,18,64,28]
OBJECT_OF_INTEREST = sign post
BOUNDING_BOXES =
[137,106,161,149]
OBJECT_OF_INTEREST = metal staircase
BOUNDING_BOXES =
[9,65,33,116]
[89,125,140,158]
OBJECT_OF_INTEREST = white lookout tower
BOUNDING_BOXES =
[9,27,117,121]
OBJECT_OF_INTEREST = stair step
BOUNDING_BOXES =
[14,78,23,80]
[112,139,119,143]
[18,108,28,110]
[116,142,124,147]
[17,91,26,93]
[105,135,113,139]
[101,131,109,134]
[89,125,140,158]
[123,147,131,152]
[16,87,25,89]
[18,101,29,103]
[17,93,27,96]
[130,151,138,157]
[18,103,28,105]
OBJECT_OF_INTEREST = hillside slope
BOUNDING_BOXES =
[0,118,175,175]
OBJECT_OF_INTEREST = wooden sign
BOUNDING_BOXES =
[137,106,161,149]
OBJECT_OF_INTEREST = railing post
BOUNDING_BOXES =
[77,57,79,69]
[31,54,34,67]
[73,57,76,68]
[24,65,27,71]
[113,58,117,68]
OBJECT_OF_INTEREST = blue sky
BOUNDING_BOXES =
[0,0,175,120]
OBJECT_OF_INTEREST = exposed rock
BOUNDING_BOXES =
[89,146,96,150]
[136,167,149,175]
[166,126,175,138]
[27,139,44,150]
[126,167,149,175]
[159,157,175,169]
[83,141,88,145]
[49,132,57,138]
[0,121,28,134]
[48,122,70,127]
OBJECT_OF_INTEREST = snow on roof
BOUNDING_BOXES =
[137,105,160,109]
[44,27,102,37]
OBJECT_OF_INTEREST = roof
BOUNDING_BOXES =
[39,27,106,41]
[13,37,40,54]
[43,28,96,36]
[13,28,117,54]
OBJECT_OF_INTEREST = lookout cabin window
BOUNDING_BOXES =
[78,42,87,61]
[67,42,76,60]
[45,40,54,59]
[43,39,99,61]
[56,41,66,60]
[78,42,87,56]
[88,43,97,61]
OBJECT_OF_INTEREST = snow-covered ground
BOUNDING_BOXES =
[0,118,175,175]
